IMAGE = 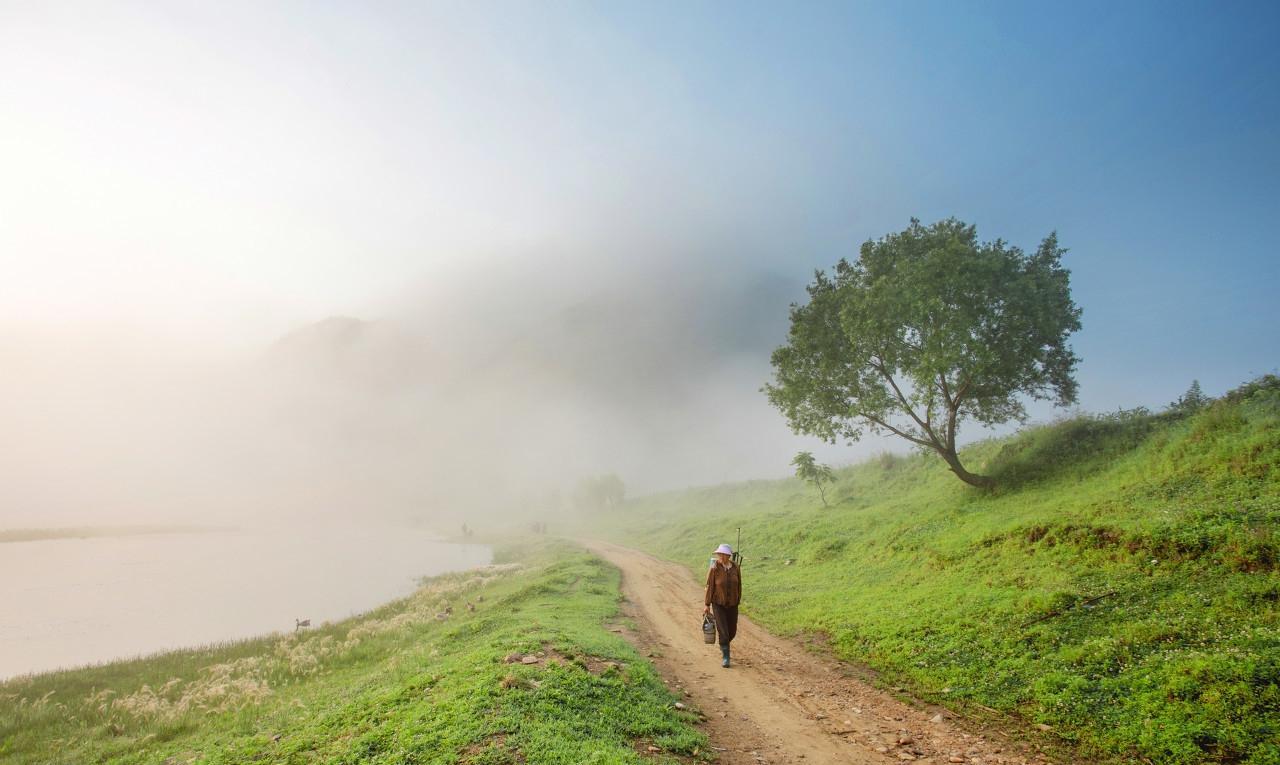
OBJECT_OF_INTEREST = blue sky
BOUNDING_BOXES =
[578,1,1280,409]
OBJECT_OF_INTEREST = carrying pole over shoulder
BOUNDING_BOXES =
[732,527,742,566]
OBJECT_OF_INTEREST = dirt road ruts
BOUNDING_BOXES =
[586,540,1066,765]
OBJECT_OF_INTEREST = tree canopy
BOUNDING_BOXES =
[765,218,1082,488]
[1170,380,1210,414]
[791,451,836,507]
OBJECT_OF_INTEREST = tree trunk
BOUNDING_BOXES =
[936,447,995,489]
[817,483,829,508]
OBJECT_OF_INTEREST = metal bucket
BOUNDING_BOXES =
[702,613,717,644]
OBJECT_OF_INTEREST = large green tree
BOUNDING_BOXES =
[765,218,1082,488]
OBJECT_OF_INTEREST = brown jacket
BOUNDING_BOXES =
[704,561,741,607]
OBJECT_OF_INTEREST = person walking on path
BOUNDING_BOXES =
[703,543,741,668]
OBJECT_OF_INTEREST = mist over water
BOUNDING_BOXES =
[0,527,490,680]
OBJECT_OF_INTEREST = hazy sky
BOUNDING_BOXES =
[2,2,1278,522]
[4,1,1276,397]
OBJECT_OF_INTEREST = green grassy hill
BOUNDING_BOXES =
[0,542,704,765]
[589,377,1280,765]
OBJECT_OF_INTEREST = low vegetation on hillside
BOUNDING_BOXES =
[592,377,1280,765]
[0,542,704,765]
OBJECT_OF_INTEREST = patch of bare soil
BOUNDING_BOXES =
[585,541,1076,765]
[501,645,626,676]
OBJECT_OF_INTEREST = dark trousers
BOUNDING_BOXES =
[711,603,738,646]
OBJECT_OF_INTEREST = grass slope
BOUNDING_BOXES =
[0,541,705,765]
[589,378,1280,765]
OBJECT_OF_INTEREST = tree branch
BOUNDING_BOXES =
[946,377,972,451]
[858,411,936,449]
[871,357,940,443]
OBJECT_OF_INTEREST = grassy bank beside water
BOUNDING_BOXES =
[0,541,704,765]
[588,379,1280,764]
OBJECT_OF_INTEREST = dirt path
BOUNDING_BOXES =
[586,541,1063,765]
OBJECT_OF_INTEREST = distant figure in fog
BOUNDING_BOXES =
[703,543,741,668]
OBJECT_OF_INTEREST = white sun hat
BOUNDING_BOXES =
[713,544,733,555]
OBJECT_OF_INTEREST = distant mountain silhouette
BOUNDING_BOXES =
[265,316,435,393]
[255,268,807,499]
[265,270,800,412]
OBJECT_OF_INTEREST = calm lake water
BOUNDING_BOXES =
[0,526,491,680]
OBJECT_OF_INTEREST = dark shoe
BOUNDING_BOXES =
[720,645,730,668]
